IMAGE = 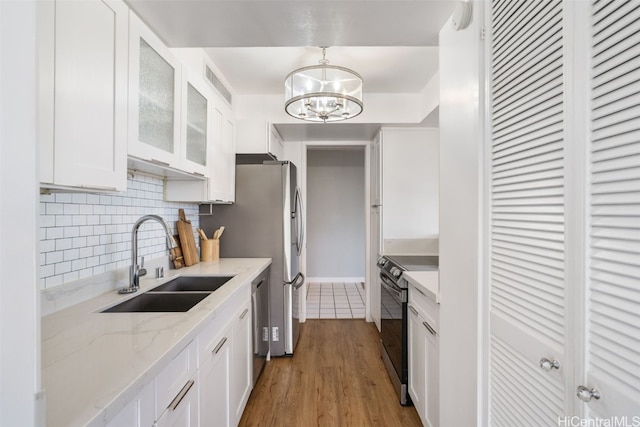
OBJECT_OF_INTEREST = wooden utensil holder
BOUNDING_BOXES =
[201,239,219,262]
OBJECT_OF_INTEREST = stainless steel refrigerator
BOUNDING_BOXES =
[199,160,305,356]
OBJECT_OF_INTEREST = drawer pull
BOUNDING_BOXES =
[408,305,419,316]
[240,308,249,320]
[168,379,194,411]
[423,321,436,335]
[213,337,227,354]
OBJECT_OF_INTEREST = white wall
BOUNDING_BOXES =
[306,149,366,279]
[0,1,42,424]
[438,1,484,426]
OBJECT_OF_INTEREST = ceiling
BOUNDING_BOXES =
[125,0,456,140]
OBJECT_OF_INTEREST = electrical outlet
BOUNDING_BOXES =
[262,327,269,342]
[272,327,279,341]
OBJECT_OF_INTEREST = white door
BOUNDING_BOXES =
[487,0,640,423]
[582,0,640,417]
[488,0,572,424]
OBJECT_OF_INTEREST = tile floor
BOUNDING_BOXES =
[306,282,366,319]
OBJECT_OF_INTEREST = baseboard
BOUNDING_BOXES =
[306,277,365,284]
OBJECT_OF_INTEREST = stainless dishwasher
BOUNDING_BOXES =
[252,267,270,385]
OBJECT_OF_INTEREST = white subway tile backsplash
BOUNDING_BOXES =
[64,249,79,261]
[40,175,200,289]
[41,264,54,278]
[56,238,72,251]
[79,247,93,258]
[56,215,72,227]
[46,275,63,287]
[72,193,87,204]
[63,271,79,283]
[55,193,72,203]
[72,237,87,248]
[46,203,63,215]
[55,261,71,275]
[63,227,80,238]
[63,204,79,215]
[41,240,56,253]
[46,251,63,265]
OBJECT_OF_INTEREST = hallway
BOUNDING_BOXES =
[306,282,366,319]
[239,320,421,427]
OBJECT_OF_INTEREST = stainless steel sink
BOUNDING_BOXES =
[101,292,210,313]
[147,276,235,292]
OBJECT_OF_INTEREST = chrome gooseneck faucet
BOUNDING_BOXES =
[119,215,177,294]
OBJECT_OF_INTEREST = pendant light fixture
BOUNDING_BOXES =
[284,47,363,123]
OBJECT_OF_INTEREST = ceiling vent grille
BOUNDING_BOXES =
[205,64,232,105]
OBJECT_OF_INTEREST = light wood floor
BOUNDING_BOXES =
[239,319,422,427]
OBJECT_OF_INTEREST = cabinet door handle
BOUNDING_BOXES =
[413,286,426,296]
[408,305,419,316]
[239,308,249,320]
[150,158,170,166]
[213,337,227,354]
[193,171,205,177]
[168,379,194,411]
[423,321,436,335]
[78,184,118,191]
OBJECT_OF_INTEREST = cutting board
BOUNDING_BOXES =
[176,209,199,267]
[170,234,184,269]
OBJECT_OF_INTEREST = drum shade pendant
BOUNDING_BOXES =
[285,47,363,123]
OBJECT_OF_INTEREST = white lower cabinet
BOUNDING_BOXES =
[155,340,198,426]
[104,278,256,427]
[199,299,253,427]
[230,302,252,426]
[199,322,232,427]
[408,284,439,427]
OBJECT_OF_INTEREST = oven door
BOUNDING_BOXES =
[379,271,407,381]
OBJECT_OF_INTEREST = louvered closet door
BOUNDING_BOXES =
[489,0,570,425]
[586,0,640,416]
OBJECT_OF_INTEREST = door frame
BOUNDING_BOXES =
[298,141,371,323]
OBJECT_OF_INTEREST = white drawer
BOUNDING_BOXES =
[409,283,439,333]
[197,285,250,364]
[156,339,197,419]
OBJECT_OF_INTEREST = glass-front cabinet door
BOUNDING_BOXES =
[128,12,181,168]
[180,71,210,177]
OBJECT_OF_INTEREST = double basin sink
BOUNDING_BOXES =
[102,276,235,313]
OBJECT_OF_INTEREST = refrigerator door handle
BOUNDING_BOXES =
[285,272,305,290]
[294,187,304,256]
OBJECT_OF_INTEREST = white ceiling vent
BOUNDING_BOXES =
[205,64,232,105]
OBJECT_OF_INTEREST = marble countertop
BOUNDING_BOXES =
[403,270,440,303]
[41,258,271,427]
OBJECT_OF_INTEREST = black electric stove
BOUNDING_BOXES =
[377,254,439,405]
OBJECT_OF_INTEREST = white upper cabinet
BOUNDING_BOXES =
[165,94,235,203]
[236,120,283,160]
[180,70,211,177]
[39,0,128,192]
[128,12,182,169]
[211,101,236,203]
[378,128,439,247]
